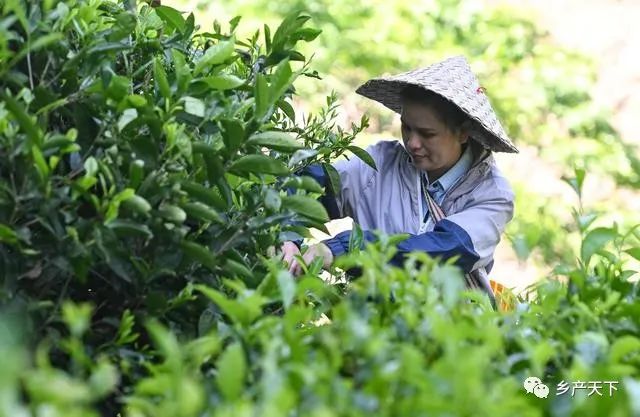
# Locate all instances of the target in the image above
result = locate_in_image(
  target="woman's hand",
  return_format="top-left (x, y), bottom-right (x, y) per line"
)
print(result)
top-left (280, 241), bottom-right (334, 276)
top-left (280, 241), bottom-right (301, 274)
top-left (290, 243), bottom-right (334, 276)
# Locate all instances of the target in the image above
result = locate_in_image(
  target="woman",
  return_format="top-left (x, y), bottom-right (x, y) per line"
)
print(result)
top-left (282, 56), bottom-right (518, 303)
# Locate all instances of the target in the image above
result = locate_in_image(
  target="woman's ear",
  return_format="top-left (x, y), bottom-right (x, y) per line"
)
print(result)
top-left (458, 120), bottom-right (472, 144)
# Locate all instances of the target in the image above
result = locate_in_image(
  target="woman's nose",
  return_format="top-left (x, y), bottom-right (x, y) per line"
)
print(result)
top-left (407, 132), bottom-right (421, 151)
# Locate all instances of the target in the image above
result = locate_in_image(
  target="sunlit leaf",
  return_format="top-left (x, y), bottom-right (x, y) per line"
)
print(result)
top-left (216, 343), bottom-right (246, 401)
top-left (228, 155), bottom-right (289, 177)
top-left (195, 285), bottom-right (263, 326)
top-left (609, 336), bottom-right (640, 364)
top-left (201, 74), bottom-right (244, 90)
top-left (348, 145), bottom-right (377, 171)
top-left (0, 224), bottom-right (18, 245)
top-left (288, 149), bottom-right (318, 167)
top-left (581, 227), bottom-right (617, 265)
top-left (624, 248), bottom-right (640, 261)
top-left (282, 195), bottom-right (329, 222)
top-left (282, 175), bottom-right (323, 193)
top-left (61, 302), bottom-right (93, 338)
top-left (155, 5), bottom-right (185, 33)
top-left (247, 131), bottom-right (304, 152)
top-left (194, 38), bottom-right (235, 75)
top-left (182, 96), bottom-right (205, 118)
top-left (117, 108), bottom-right (138, 131)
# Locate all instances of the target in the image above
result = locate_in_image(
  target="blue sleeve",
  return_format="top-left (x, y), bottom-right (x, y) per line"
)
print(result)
top-left (323, 219), bottom-right (480, 273)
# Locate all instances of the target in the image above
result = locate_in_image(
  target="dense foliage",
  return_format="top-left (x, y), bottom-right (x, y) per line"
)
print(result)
top-left (0, 1), bottom-right (639, 417)
top-left (0, 0), bottom-right (369, 338)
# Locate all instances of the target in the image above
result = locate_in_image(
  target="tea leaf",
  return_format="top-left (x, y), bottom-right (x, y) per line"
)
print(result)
top-left (281, 195), bottom-right (329, 222)
top-left (216, 343), bottom-right (246, 401)
top-left (201, 74), bottom-right (244, 90)
top-left (228, 155), bottom-right (289, 177)
top-left (347, 146), bottom-right (377, 171)
top-left (581, 227), bottom-right (616, 265)
top-left (194, 39), bottom-right (235, 75)
top-left (247, 131), bottom-right (304, 152)
top-left (155, 5), bottom-right (185, 33)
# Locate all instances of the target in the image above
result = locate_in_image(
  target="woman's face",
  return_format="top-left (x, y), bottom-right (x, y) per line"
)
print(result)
top-left (400, 99), bottom-right (468, 179)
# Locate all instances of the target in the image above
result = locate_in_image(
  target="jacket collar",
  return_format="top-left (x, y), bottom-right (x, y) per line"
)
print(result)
top-left (443, 140), bottom-right (494, 204)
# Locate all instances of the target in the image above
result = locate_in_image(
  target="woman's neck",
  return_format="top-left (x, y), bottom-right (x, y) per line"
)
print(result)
top-left (426, 143), bottom-right (467, 181)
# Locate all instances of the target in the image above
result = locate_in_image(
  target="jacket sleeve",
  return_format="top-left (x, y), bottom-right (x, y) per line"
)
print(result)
top-left (323, 184), bottom-right (515, 273)
top-left (298, 142), bottom-right (384, 220)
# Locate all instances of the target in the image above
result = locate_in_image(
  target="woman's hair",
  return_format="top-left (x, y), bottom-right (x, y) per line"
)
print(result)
top-left (400, 85), bottom-right (470, 133)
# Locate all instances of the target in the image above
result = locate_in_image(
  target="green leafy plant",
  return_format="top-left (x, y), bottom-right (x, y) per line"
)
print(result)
top-left (1, 2), bottom-right (639, 417)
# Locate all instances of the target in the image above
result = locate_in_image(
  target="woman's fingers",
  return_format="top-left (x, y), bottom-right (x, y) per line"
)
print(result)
top-left (278, 243), bottom-right (335, 278)
top-left (289, 259), bottom-right (300, 276)
top-left (280, 241), bottom-right (300, 268)
top-left (280, 242), bottom-right (333, 277)
top-left (302, 250), bottom-right (315, 268)
top-left (282, 250), bottom-right (294, 266)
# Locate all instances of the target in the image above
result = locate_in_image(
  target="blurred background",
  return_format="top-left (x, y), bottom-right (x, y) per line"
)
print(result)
top-left (168, 0), bottom-right (640, 292)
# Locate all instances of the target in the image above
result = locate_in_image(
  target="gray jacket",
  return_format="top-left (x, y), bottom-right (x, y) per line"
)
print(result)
top-left (315, 139), bottom-right (515, 277)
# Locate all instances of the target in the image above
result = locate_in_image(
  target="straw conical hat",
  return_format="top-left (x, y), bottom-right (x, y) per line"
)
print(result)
top-left (355, 56), bottom-right (518, 153)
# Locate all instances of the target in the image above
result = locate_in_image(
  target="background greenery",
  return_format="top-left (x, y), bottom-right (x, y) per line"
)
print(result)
top-left (0, 0), bottom-right (639, 416)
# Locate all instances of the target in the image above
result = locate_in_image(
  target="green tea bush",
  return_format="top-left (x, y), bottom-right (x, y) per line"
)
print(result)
top-left (1, 1), bottom-right (639, 417)
top-left (0, 0), bottom-right (367, 412)
top-left (0, 0), bottom-right (369, 338)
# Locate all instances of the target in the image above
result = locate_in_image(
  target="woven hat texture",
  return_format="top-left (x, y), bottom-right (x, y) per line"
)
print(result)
top-left (355, 56), bottom-right (518, 153)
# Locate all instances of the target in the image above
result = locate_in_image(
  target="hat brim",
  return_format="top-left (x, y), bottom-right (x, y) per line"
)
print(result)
top-left (356, 78), bottom-right (519, 154)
